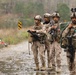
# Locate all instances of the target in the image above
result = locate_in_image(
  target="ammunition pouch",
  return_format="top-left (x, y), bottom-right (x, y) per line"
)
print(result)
top-left (39, 33), bottom-right (47, 44)
top-left (61, 36), bottom-right (72, 48)
top-left (48, 32), bottom-right (60, 43)
top-left (46, 33), bottom-right (53, 44)
top-left (61, 37), bottom-right (68, 48)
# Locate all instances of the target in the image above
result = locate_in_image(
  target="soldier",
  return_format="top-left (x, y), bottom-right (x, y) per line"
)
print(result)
top-left (62, 8), bottom-right (76, 74)
top-left (49, 11), bottom-right (62, 73)
top-left (28, 15), bottom-right (46, 71)
top-left (43, 13), bottom-right (52, 69)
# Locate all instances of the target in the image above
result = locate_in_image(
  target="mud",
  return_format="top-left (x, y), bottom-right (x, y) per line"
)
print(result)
top-left (0, 41), bottom-right (74, 75)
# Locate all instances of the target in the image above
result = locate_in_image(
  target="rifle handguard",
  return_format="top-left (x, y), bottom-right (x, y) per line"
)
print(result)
top-left (27, 30), bottom-right (36, 33)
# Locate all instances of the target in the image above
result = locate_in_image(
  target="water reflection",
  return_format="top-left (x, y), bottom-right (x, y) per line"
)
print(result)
top-left (0, 41), bottom-right (74, 75)
top-left (0, 60), bottom-right (20, 74)
top-left (35, 72), bottom-right (55, 75)
top-left (35, 71), bottom-right (61, 75)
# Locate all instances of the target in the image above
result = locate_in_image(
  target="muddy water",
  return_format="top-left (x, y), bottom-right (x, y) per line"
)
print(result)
top-left (0, 41), bottom-right (71, 75)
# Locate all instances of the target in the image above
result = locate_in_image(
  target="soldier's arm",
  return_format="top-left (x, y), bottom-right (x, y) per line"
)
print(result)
top-left (47, 25), bottom-right (60, 33)
top-left (36, 26), bottom-right (47, 34)
top-left (47, 26), bottom-right (52, 33)
top-left (29, 26), bottom-right (36, 32)
top-left (62, 25), bottom-right (70, 37)
top-left (62, 24), bottom-right (73, 37)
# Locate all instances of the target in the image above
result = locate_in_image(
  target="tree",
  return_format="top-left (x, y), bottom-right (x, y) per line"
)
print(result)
top-left (57, 3), bottom-right (70, 21)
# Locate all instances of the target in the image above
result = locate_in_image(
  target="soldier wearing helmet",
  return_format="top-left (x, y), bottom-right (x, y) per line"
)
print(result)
top-left (49, 11), bottom-right (62, 73)
top-left (28, 15), bottom-right (46, 71)
top-left (52, 11), bottom-right (60, 23)
top-left (43, 13), bottom-right (51, 24)
top-left (62, 8), bottom-right (76, 74)
top-left (42, 13), bottom-right (53, 69)
top-left (70, 12), bottom-right (76, 25)
top-left (34, 15), bottom-right (42, 20)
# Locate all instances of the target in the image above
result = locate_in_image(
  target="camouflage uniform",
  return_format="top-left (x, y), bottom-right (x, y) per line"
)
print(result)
top-left (62, 24), bottom-right (76, 73)
top-left (62, 10), bottom-right (76, 74)
top-left (32, 25), bottom-right (46, 70)
top-left (28, 15), bottom-right (46, 71)
top-left (43, 22), bottom-right (52, 68)
top-left (49, 12), bottom-right (61, 72)
top-left (43, 13), bottom-right (52, 68)
top-left (49, 22), bottom-right (61, 71)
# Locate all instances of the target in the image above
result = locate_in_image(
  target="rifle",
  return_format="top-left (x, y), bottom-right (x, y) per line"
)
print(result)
top-left (49, 26), bottom-right (58, 43)
top-left (66, 35), bottom-right (75, 63)
top-left (27, 30), bottom-right (46, 44)
top-left (27, 30), bottom-right (41, 41)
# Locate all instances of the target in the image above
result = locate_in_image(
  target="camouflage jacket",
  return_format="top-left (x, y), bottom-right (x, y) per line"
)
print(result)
top-left (28, 24), bottom-right (47, 43)
top-left (62, 23), bottom-right (76, 49)
top-left (48, 22), bottom-right (61, 43)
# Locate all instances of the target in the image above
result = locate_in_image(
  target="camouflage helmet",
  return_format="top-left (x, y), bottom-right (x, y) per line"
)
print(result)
top-left (44, 13), bottom-right (51, 18)
top-left (71, 12), bottom-right (76, 18)
top-left (52, 11), bottom-right (60, 18)
top-left (71, 8), bottom-right (76, 18)
top-left (34, 15), bottom-right (42, 21)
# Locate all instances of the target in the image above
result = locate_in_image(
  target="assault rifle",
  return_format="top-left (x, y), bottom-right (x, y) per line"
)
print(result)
top-left (66, 35), bottom-right (75, 63)
top-left (49, 25), bottom-right (59, 42)
top-left (27, 30), bottom-right (41, 41)
top-left (62, 35), bottom-right (75, 52)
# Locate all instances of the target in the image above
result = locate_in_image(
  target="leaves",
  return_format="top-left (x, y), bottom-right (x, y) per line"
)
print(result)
top-left (57, 3), bottom-right (70, 21)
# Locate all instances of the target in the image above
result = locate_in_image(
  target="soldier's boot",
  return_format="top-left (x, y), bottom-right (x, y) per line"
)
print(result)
top-left (49, 64), bottom-right (56, 71)
top-left (56, 68), bottom-right (61, 73)
top-left (34, 63), bottom-right (39, 71)
top-left (40, 62), bottom-right (46, 71)
top-left (46, 63), bottom-right (53, 71)
top-left (48, 62), bottom-right (52, 68)
top-left (56, 67), bottom-right (61, 73)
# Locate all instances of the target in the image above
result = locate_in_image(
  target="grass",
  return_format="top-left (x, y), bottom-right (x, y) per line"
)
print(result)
top-left (0, 28), bottom-right (28, 45)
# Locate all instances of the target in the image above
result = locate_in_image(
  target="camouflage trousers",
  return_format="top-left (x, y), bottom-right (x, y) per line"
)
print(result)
top-left (49, 41), bottom-right (61, 69)
top-left (66, 50), bottom-right (76, 74)
top-left (45, 41), bottom-right (50, 68)
top-left (31, 41), bottom-right (45, 68)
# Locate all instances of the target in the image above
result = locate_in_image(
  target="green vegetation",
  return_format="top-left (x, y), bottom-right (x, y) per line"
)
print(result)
top-left (60, 22), bottom-right (69, 31)
top-left (0, 0), bottom-right (72, 47)
top-left (17, 2), bottom-right (44, 27)
top-left (0, 29), bottom-right (28, 45)
top-left (57, 3), bottom-right (70, 21)
top-left (0, 1), bottom-right (44, 29)
top-left (0, 1), bottom-right (71, 28)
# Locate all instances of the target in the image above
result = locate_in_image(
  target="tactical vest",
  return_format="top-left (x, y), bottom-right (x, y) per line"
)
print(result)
top-left (43, 22), bottom-right (51, 42)
top-left (71, 26), bottom-right (76, 49)
top-left (28, 25), bottom-right (42, 43)
top-left (61, 25), bottom-right (76, 49)
top-left (49, 23), bottom-right (60, 43)
top-left (33, 25), bottom-right (47, 44)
